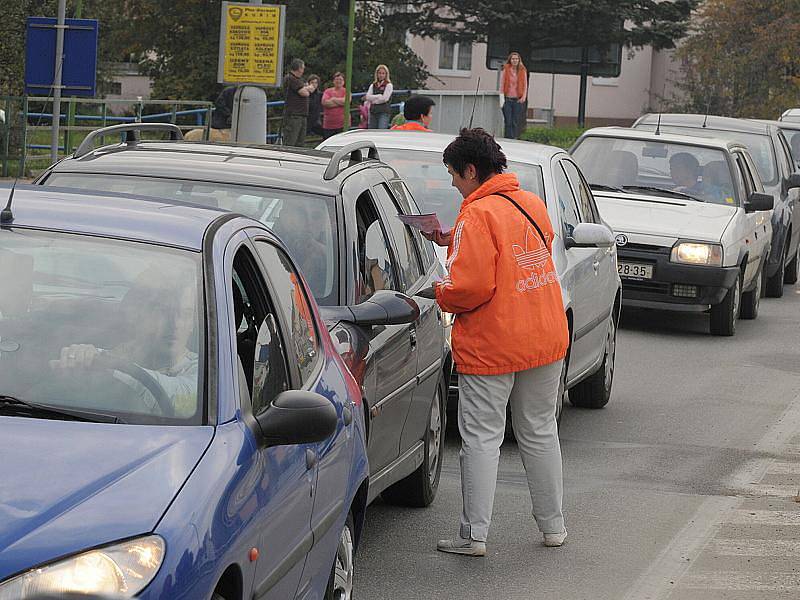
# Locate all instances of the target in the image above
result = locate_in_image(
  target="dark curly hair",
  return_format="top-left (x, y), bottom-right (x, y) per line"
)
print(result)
top-left (442, 128), bottom-right (507, 182)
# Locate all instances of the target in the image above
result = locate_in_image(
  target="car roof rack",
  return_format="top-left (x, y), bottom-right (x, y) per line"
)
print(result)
top-left (323, 141), bottom-right (380, 181)
top-left (74, 123), bottom-right (184, 159)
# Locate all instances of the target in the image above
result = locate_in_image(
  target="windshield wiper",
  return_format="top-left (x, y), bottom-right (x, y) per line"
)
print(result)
top-left (0, 395), bottom-right (124, 424)
top-left (622, 185), bottom-right (705, 202)
top-left (589, 183), bottom-right (624, 192)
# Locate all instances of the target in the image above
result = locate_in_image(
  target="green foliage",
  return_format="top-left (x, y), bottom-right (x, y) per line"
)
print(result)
top-left (384, 1), bottom-right (697, 53)
top-left (669, 0), bottom-right (800, 119)
top-left (519, 126), bottom-right (586, 149)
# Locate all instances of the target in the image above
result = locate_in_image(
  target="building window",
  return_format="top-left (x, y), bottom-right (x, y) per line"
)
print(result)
top-left (438, 40), bottom-right (472, 73)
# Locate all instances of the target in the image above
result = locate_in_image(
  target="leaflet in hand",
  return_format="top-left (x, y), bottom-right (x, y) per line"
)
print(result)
top-left (397, 213), bottom-right (442, 234)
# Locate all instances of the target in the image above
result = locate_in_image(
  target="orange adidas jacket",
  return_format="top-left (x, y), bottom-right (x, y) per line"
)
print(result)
top-left (435, 173), bottom-right (568, 376)
top-left (390, 121), bottom-right (430, 131)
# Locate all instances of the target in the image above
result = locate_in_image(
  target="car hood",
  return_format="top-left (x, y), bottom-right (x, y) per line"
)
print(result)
top-left (0, 417), bottom-right (213, 580)
top-left (593, 192), bottom-right (736, 242)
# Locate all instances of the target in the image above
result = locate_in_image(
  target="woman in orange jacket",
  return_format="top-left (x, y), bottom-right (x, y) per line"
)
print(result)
top-left (422, 128), bottom-right (568, 556)
top-left (499, 52), bottom-right (528, 139)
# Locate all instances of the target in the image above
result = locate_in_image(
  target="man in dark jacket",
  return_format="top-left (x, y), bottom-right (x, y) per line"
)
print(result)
top-left (282, 58), bottom-right (317, 147)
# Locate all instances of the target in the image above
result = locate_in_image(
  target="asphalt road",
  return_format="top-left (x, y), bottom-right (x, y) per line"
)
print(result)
top-left (354, 287), bottom-right (800, 599)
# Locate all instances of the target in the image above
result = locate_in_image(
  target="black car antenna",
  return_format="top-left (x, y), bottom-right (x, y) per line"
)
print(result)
top-left (0, 179), bottom-right (16, 224)
top-left (467, 76), bottom-right (481, 129)
top-left (655, 112), bottom-right (662, 135)
top-left (702, 103), bottom-right (710, 128)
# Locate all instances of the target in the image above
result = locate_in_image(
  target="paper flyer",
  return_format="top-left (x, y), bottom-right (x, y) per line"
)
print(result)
top-left (397, 213), bottom-right (443, 235)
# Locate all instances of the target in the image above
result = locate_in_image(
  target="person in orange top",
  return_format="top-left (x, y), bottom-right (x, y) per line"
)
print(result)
top-left (499, 51), bottom-right (528, 139)
top-left (420, 128), bottom-right (569, 556)
top-left (391, 95), bottom-right (436, 131)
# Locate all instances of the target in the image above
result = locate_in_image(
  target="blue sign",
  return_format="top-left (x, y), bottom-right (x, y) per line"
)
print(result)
top-left (25, 17), bottom-right (98, 97)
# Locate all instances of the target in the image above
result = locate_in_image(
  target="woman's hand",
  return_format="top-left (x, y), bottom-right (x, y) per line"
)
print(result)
top-left (50, 344), bottom-right (102, 371)
top-left (422, 229), bottom-right (452, 247)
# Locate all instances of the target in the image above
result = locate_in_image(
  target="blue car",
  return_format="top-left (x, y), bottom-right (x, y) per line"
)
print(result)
top-left (0, 185), bottom-right (378, 599)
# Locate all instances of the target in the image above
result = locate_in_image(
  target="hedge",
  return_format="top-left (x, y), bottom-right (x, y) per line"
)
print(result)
top-left (519, 126), bottom-right (586, 149)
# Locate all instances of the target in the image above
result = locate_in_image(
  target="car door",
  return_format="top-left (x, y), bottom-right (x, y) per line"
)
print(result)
top-left (776, 131), bottom-right (800, 257)
top-left (350, 185), bottom-right (418, 475)
top-left (250, 237), bottom-right (351, 598)
top-left (372, 178), bottom-right (442, 455)
top-left (733, 151), bottom-right (769, 285)
top-left (227, 242), bottom-right (313, 600)
top-left (553, 158), bottom-right (604, 379)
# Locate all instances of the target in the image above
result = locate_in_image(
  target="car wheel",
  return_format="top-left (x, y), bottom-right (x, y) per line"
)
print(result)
top-left (766, 245), bottom-right (786, 297)
top-left (381, 377), bottom-right (445, 507)
top-left (740, 266), bottom-right (762, 320)
top-left (710, 271), bottom-right (740, 336)
top-left (569, 315), bottom-right (616, 409)
top-left (785, 244), bottom-right (799, 285)
top-left (324, 512), bottom-right (355, 600)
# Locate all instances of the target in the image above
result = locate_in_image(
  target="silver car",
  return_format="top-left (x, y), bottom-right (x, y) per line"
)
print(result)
top-left (319, 130), bottom-right (622, 417)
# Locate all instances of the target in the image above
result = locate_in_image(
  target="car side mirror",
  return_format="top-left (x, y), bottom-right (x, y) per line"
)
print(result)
top-left (348, 290), bottom-right (420, 326)
top-left (565, 223), bottom-right (616, 249)
top-left (255, 390), bottom-right (337, 447)
top-left (786, 173), bottom-right (800, 190)
top-left (745, 192), bottom-right (774, 213)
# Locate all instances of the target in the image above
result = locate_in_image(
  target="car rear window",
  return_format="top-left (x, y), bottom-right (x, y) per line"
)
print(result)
top-left (42, 174), bottom-right (339, 305)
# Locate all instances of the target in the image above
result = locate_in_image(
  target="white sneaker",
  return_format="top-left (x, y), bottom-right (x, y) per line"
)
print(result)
top-left (437, 537), bottom-right (487, 556)
top-left (543, 530), bottom-right (567, 547)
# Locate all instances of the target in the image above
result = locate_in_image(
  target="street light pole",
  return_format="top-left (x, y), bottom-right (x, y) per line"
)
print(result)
top-left (343, 0), bottom-right (356, 129)
top-left (51, 0), bottom-right (67, 163)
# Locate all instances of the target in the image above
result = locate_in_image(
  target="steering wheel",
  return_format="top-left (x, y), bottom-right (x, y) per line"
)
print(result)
top-left (95, 354), bottom-right (175, 417)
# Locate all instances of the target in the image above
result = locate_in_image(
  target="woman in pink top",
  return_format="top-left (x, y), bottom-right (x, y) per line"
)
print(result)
top-left (322, 72), bottom-right (348, 139)
top-left (499, 52), bottom-right (528, 139)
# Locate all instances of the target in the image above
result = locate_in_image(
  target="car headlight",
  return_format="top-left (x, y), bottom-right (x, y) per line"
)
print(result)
top-left (0, 535), bottom-right (164, 598)
top-left (670, 242), bottom-right (723, 266)
top-left (442, 311), bottom-right (454, 329)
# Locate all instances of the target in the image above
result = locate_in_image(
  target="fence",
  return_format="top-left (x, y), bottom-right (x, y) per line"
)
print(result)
top-left (2, 89), bottom-right (424, 176)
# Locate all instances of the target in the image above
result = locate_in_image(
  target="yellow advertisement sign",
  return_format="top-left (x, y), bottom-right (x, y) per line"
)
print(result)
top-left (218, 2), bottom-right (285, 86)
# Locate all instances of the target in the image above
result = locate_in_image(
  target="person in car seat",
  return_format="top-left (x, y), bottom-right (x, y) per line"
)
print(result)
top-left (670, 152), bottom-right (704, 196)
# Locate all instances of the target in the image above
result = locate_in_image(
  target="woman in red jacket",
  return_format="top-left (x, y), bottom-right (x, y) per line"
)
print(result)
top-left (499, 52), bottom-right (528, 139)
top-left (423, 128), bottom-right (569, 556)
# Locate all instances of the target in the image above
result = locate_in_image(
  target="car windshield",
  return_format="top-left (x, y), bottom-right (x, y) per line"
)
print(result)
top-left (635, 124), bottom-right (777, 186)
top-left (0, 229), bottom-right (203, 425)
top-left (572, 137), bottom-right (738, 206)
top-left (371, 149), bottom-right (546, 230)
top-left (43, 174), bottom-right (339, 305)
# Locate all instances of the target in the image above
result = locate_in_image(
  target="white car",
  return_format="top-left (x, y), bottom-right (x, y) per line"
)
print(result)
top-left (571, 127), bottom-right (774, 336)
top-left (320, 130), bottom-right (622, 415)
top-left (780, 108), bottom-right (800, 123)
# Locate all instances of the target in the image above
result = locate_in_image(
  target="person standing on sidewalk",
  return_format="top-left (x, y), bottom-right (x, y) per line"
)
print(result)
top-left (321, 72), bottom-right (347, 139)
top-left (365, 64), bottom-right (393, 129)
top-left (282, 58), bottom-right (317, 146)
top-left (499, 52), bottom-right (528, 139)
top-left (421, 128), bottom-right (569, 556)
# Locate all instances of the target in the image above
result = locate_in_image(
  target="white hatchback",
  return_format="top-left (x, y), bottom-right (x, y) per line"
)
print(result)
top-left (571, 127), bottom-right (774, 336)
top-left (320, 130), bottom-right (622, 414)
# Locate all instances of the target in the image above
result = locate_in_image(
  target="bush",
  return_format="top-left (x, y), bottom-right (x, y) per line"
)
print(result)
top-left (520, 126), bottom-right (586, 149)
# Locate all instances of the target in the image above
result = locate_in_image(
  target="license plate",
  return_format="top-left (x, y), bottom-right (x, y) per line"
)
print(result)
top-left (618, 262), bottom-right (653, 279)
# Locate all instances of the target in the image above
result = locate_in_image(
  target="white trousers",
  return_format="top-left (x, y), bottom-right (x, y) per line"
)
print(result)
top-left (458, 360), bottom-right (565, 542)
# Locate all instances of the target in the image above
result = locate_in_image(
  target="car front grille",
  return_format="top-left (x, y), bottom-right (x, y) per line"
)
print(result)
top-left (623, 279), bottom-right (671, 295)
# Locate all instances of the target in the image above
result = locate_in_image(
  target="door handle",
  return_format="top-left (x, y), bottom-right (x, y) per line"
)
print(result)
top-left (305, 449), bottom-right (317, 470)
top-left (409, 328), bottom-right (417, 349)
top-left (592, 260), bottom-right (600, 271)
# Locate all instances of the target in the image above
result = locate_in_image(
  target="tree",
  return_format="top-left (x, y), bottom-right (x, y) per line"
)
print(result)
top-left (382, 0), bottom-right (698, 54)
top-left (670, 0), bottom-right (800, 118)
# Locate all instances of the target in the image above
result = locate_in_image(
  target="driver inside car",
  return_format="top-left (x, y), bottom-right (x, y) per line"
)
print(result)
top-left (669, 152), bottom-right (704, 196)
top-left (49, 267), bottom-right (199, 418)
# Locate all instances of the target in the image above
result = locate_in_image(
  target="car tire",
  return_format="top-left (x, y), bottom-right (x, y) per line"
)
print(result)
top-left (324, 512), bottom-right (355, 600)
top-left (710, 272), bottom-right (740, 336)
top-left (766, 245), bottom-right (786, 298)
top-left (785, 244), bottom-right (799, 285)
top-left (740, 265), bottom-right (762, 320)
top-left (381, 377), bottom-right (445, 508)
top-left (569, 315), bottom-right (616, 409)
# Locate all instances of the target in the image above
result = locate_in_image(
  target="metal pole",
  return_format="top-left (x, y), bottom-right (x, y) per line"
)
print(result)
top-left (577, 46), bottom-right (589, 128)
top-left (549, 71), bottom-right (555, 128)
top-left (50, 0), bottom-right (67, 163)
top-left (343, 0), bottom-right (356, 129)
top-left (65, 0), bottom-right (83, 156)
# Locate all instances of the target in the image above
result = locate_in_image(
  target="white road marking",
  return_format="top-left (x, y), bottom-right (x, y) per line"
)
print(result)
top-left (680, 571), bottom-right (800, 591)
top-left (709, 538), bottom-right (800, 557)
top-left (767, 460), bottom-right (800, 474)
top-left (726, 509), bottom-right (800, 526)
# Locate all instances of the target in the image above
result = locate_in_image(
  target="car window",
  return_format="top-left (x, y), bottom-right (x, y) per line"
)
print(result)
top-left (572, 136), bottom-right (738, 206)
top-left (0, 229), bottom-right (203, 425)
top-left (232, 247), bottom-right (291, 414)
top-left (781, 129), bottom-right (800, 167)
top-left (371, 148), bottom-right (545, 230)
top-left (730, 153), bottom-right (750, 202)
top-left (734, 152), bottom-right (757, 198)
top-left (253, 241), bottom-right (320, 385)
top-left (41, 173), bottom-right (339, 305)
top-left (554, 161), bottom-right (580, 236)
top-left (561, 159), bottom-right (599, 223)
top-left (389, 179), bottom-right (439, 269)
top-left (356, 191), bottom-right (399, 303)
top-left (740, 152), bottom-right (765, 193)
top-left (777, 132), bottom-right (795, 175)
top-left (372, 183), bottom-right (424, 287)
top-left (633, 124), bottom-right (778, 186)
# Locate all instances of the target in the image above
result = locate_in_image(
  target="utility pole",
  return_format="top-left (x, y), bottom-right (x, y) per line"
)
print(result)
top-left (577, 46), bottom-right (589, 128)
top-left (65, 0), bottom-right (83, 156)
top-left (343, 0), bottom-right (356, 129)
top-left (232, 0), bottom-right (268, 143)
top-left (51, 0), bottom-right (67, 163)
